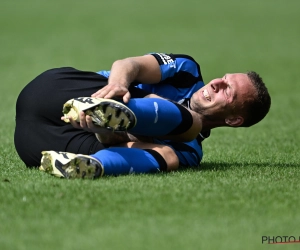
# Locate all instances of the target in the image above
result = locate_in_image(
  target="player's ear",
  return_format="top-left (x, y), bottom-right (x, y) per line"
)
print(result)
top-left (225, 116), bottom-right (244, 127)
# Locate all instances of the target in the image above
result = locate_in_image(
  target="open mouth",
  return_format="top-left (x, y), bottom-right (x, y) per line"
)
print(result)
top-left (203, 89), bottom-right (211, 101)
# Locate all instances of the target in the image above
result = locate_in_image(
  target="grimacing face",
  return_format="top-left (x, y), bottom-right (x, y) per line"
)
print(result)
top-left (190, 73), bottom-right (257, 125)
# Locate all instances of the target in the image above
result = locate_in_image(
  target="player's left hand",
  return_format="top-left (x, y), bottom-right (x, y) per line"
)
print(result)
top-left (61, 111), bottom-right (108, 133)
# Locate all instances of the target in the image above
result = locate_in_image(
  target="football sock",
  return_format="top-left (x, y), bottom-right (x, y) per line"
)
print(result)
top-left (126, 98), bottom-right (193, 136)
top-left (91, 147), bottom-right (167, 175)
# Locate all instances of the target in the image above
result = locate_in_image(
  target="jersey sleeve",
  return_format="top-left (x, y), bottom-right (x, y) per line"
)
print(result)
top-left (149, 53), bottom-right (204, 88)
top-left (96, 70), bottom-right (110, 78)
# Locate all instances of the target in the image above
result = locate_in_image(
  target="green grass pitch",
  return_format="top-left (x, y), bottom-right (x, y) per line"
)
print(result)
top-left (0, 0), bottom-right (299, 249)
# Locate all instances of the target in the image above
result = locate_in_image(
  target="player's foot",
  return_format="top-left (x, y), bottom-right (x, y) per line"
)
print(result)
top-left (39, 151), bottom-right (104, 179)
top-left (62, 97), bottom-right (136, 131)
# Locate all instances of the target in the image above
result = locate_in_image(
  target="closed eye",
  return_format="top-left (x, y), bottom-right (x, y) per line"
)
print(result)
top-left (226, 84), bottom-right (230, 96)
top-left (223, 83), bottom-right (231, 101)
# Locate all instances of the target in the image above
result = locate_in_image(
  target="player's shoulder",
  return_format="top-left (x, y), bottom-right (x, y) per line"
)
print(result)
top-left (149, 52), bottom-right (198, 65)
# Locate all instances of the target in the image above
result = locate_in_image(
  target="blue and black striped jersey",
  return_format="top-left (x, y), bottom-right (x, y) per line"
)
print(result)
top-left (97, 53), bottom-right (207, 167)
top-left (97, 53), bottom-right (205, 102)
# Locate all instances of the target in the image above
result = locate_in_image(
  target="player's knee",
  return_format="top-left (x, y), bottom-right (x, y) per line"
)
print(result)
top-left (144, 147), bottom-right (179, 172)
top-left (163, 147), bottom-right (180, 171)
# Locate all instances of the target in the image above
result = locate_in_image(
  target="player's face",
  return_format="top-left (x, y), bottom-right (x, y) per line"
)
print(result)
top-left (191, 73), bottom-right (256, 120)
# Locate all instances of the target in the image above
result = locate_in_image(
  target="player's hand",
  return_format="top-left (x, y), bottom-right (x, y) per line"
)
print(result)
top-left (61, 111), bottom-right (107, 134)
top-left (91, 84), bottom-right (131, 103)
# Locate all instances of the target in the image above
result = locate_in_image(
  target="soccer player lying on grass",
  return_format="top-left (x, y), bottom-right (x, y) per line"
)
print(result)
top-left (14, 53), bottom-right (271, 179)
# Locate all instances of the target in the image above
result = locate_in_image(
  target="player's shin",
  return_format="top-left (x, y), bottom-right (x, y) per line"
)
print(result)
top-left (91, 147), bottom-right (167, 175)
top-left (126, 98), bottom-right (193, 137)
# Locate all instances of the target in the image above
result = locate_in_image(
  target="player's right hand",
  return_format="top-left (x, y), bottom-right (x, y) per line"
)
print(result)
top-left (91, 84), bottom-right (131, 103)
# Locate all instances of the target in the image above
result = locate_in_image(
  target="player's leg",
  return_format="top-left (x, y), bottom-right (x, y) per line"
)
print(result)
top-left (63, 97), bottom-right (200, 141)
top-left (38, 137), bottom-right (204, 179)
top-left (39, 142), bottom-right (179, 179)
top-left (14, 67), bottom-right (108, 167)
top-left (152, 137), bottom-right (204, 167)
top-left (125, 98), bottom-right (200, 141)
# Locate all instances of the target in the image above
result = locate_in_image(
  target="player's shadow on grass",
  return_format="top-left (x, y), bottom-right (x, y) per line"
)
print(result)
top-left (193, 161), bottom-right (299, 172)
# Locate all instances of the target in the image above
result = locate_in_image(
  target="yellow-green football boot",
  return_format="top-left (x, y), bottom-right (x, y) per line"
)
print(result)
top-left (62, 97), bottom-right (136, 131)
top-left (39, 151), bottom-right (104, 179)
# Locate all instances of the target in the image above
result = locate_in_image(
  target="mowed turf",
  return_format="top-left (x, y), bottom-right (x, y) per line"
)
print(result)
top-left (0, 1), bottom-right (299, 249)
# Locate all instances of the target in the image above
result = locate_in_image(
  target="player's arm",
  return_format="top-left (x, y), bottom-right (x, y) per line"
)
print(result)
top-left (96, 131), bottom-right (153, 145)
top-left (64, 111), bottom-right (153, 145)
top-left (92, 55), bottom-right (161, 103)
top-left (92, 53), bottom-right (202, 102)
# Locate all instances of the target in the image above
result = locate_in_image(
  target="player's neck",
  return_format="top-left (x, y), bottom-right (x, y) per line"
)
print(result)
top-left (200, 115), bottom-right (228, 131)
